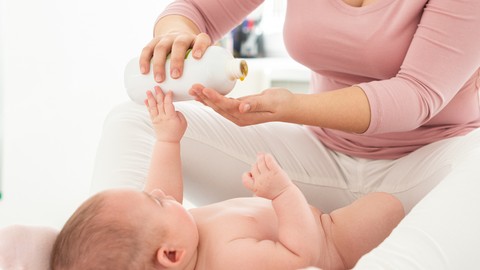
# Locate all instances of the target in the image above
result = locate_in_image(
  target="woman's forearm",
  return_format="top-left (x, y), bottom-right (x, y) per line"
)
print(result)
top-left (154, 15), bottom-right (200, 37)
top-left (286, 86), bottom-right (371, 134)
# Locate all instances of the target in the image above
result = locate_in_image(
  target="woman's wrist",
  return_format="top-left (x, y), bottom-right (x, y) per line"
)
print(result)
top-left (155, 139), bottom-right (182, 146)
top-left (154, 15), bottom-right (200, 37)
top-left (276, 92), bottom-right (307, 124)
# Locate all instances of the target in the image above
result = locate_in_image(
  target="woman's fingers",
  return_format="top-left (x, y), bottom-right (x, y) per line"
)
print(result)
top-left (191, 33), bottom-right (212, 58)
top-left (139, 37), bottom-right (160, 74)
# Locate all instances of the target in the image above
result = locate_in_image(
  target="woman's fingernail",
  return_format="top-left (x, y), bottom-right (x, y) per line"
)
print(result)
top-left (140, 66), bottom-right (146, 73)
top-left (243, 103), bottom-right (251, 112)
top-left (193, 50), bottom-right (202, 58)
top-left (155, 73), bottom-right (163, 82)
top-left (171, 69), bottom-right (180, 78)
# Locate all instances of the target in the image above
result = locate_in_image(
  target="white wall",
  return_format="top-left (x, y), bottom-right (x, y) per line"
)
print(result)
top-left (0, 0), bottom-right (172, 228)
top-left (0, 0), bottom-right (5, 209)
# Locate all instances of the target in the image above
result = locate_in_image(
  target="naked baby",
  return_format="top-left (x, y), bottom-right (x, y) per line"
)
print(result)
top-left (50, 87), bottom-right (404, 270)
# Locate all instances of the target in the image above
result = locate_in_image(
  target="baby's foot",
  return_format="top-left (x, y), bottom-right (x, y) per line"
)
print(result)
top-left (242, 153), bottom-right (292, 199)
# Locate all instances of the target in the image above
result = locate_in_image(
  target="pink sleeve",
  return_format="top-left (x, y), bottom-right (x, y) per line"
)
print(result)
top-left (358, 0), bottom-right (480, 135)
top-left (157, 0), bottom-right (264, 42)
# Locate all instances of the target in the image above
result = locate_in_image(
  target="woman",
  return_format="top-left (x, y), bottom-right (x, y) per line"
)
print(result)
top-left (91, 0), bottom-right (480, 267)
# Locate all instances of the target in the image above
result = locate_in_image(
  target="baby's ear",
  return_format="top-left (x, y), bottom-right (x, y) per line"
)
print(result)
top-left (156, 246), bottom-right (186, 268)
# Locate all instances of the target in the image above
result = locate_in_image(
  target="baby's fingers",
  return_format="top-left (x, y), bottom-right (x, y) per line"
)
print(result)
top-left (145, 90), bottom-right (158, 117)
top-left (154, 86), bottom-right (166, 113)
top-left (256, 153), bottom-right (268, 173)
top-left (164, 91), bottom-right (176, 117)
top-left (242, 172), bottom-right (255, 192)
top-left (176, 111), bottom-right (187, 126)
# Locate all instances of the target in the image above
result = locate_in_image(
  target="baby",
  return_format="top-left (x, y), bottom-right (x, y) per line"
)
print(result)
top-left (50, 87), bottom-right (404, 270)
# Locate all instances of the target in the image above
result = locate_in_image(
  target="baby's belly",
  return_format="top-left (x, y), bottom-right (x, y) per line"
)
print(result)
top-left (191, 197), bottom-right (326, 269)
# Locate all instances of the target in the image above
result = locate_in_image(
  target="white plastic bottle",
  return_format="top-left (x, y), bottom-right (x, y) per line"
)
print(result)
top-left (124, 46), bottom-right (248, 104)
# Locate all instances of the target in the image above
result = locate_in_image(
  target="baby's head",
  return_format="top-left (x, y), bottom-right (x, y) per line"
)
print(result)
top-left (50, 188), bottom-right (199, 270)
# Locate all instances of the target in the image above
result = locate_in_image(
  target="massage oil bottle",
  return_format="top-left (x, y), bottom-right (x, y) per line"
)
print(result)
top-left (124, 46), bottom-right (248, 104)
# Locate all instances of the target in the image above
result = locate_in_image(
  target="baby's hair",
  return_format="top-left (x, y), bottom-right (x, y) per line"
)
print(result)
top-left (50, 191), bottom-right (160, 270)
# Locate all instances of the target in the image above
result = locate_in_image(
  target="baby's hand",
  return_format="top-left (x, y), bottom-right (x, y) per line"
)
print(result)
top-left (145, 86), bottom-right (187, 143)
top-left (242, 153), bottom-right (292, 200)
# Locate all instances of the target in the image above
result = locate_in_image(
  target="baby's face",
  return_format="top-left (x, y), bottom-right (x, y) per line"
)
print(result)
top-left (141, 189), bottom-right (199, 263)
top-left (120, 189), bottom-right (199, 255)
top-left (104, 189), bottom-right (196, 228)
top-left (97, 189), bottom-right (200, 267)
top-left (145, 189), bottom-right (198, 236)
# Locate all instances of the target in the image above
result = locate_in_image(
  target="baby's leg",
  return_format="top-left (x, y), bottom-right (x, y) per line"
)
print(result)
top-left (242, 153), bottom-right (293, 200)
top-left (327, 193), bottom-right (404, 269)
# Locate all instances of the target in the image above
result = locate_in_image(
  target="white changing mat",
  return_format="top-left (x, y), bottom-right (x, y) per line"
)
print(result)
top-left (0, 225), bottom-right (58, 270)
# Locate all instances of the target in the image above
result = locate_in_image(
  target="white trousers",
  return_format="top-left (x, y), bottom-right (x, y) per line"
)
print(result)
top-left (91, 101), bottom-right (480, 211)
top-left (91, 101), bottom-right (480, 268)
top-left (354, 148), bottom-right (480, 269)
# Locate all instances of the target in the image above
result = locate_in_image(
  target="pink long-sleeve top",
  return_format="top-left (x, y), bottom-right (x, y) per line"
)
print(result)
top-left (159, 0), bottom-right (480, 159)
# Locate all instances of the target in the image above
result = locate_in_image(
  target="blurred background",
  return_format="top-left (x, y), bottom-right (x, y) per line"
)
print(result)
top-left (0, 0), bottom-right (308, 229)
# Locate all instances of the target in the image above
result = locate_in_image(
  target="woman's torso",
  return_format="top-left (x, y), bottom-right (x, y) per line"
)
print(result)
top-left (283, 0), bottom-right (480, 159)
top-left (161, 0), bottom-right (480, 159)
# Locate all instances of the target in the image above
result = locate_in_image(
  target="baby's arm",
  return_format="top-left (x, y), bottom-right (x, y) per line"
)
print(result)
top-left (242, 153), bottom-right (321, 264)
top-left (143, 87), bottom-right (187, 202)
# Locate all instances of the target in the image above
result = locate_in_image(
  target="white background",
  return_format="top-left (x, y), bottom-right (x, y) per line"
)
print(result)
top-left (0, 0), bottom-right (296, 230)
top-left (0, 0), bottom-right (172, 228)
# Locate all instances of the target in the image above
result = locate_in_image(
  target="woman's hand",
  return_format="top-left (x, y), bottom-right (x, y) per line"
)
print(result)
top-left (189, 84), bottom-right (295, 126)
top-left (139, 15), bottom-right (212, 83)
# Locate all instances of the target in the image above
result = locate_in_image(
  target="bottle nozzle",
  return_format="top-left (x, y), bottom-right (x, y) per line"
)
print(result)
top-left (228, 59), bottom-right (248, 81)
top-left (239, 60), bottom-right (248, 81)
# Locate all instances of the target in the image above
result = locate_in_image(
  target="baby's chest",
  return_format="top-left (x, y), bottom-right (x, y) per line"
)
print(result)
top-left (194, 208), bottom-right (279, 269)
top-left (194, 198), bottom-right (279, 240)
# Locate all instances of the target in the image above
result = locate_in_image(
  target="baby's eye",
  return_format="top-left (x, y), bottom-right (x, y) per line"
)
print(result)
top-left (155, 197), bottom-right (164, 206)
top-left (149, 195), bottom-right (163, 206)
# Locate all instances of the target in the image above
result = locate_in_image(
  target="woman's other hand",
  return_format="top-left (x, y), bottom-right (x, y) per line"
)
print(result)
top-left (189, 84), bottom-right (295, 126)
top-left (139, 15), bottom-right (212, 84)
